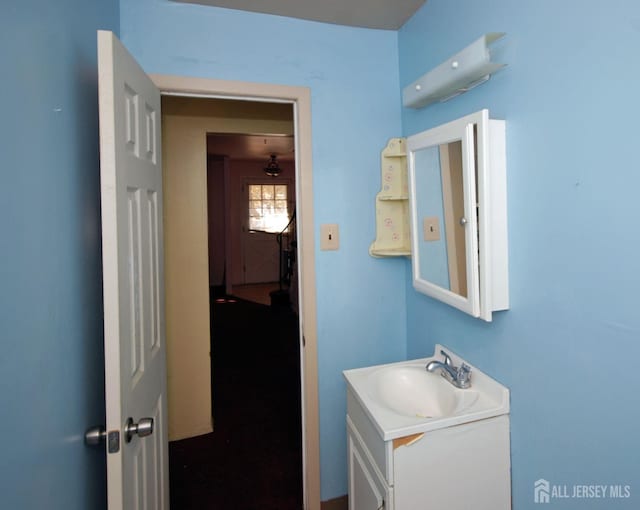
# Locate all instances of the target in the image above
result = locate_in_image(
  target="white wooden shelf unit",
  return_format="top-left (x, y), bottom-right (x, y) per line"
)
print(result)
top-left (369, 138), bottom-right (411, 258)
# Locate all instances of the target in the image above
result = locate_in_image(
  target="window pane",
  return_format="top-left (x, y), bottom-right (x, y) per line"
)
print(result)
top-left (250, 217), bottom-right (264, 231)
top-left (249, 185), bottom-right (262, 200)
top-left (249, 200), bottom-right (262, 217)
top-left (262, 185), bottom-right (275, 200)
top-left (275, 185), bottom-right (287, 199)
top-left (262, 201), bottom-right (275, 216)
top-left (275, 200), bottom-right (287, 214)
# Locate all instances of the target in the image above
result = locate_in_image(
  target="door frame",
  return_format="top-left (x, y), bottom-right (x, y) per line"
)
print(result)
top-left (151, 73), bottom-right (320, 510)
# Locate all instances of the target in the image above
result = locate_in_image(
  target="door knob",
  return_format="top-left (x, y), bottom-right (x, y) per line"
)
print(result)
top-left (85, 425), bottom-right (106, 446)
top-left (125, 417), bottom-right (154, 443)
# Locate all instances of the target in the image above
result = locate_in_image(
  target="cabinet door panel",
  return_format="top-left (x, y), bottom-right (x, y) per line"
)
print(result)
top-left (347, 392), bottom-right (394, 484)
top-left (348, 422), bottom-right (393, 510)
top-left (394, 416), bottom-right (510, 510)
top-left (351, 446), bottom-right (384, 509)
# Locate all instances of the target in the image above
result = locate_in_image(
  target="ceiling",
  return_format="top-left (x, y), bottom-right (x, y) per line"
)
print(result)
top-left (207, 133), bottom-right (295, 161)
top-left (174, 0), bottom-right (427, 30)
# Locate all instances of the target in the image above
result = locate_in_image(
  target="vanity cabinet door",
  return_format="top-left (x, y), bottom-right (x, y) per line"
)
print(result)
top-left (348, 422), bottom-right (393, 510)
top-left (392, 416), bottom-right (511, 510)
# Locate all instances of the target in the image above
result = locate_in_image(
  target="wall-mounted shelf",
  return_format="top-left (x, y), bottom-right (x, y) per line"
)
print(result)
top-left (369, 138), bottom-right (411, 258)
top-left (403, 33), bottom-right (506, 109)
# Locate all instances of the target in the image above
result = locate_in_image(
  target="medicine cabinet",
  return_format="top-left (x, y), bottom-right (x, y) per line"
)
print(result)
top-left (407, 110), bottom-right (508, 321)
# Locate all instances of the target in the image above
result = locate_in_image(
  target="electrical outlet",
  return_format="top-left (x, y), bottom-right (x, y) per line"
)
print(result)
top-left (423, 217), bottom-right (440, 241)
top-left (320, 224), bottom-right (340, 250)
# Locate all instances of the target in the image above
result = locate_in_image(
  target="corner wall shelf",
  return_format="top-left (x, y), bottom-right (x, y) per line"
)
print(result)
top-left (369, 138), bottom-right (411, 258)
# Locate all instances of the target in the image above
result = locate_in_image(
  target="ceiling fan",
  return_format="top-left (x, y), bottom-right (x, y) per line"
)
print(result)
top-left (263, 154), bottom-right (282, 177)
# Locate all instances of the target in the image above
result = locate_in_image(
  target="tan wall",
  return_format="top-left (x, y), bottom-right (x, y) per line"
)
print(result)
top-left (162, 96), bottom-right (294, 441)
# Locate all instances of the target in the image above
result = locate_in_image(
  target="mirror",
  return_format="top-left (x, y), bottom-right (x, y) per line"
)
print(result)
top-left (407, 110), bottom-right (509, 321)
top-left (414, 140), bottom-right (468, 296)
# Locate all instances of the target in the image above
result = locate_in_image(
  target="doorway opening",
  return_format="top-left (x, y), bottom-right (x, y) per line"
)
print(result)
top-left (159, 93), bottom-right (308, 508)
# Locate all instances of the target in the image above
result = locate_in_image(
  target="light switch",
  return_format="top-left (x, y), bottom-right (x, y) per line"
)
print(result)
top-left (320, 224), bottom-right (340, 250)
top-left (423, 217), bottom-right (441, 241)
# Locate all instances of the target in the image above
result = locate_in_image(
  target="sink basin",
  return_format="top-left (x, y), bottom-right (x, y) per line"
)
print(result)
top-left (343, 345), bottom-right (510, 440)
top-left (367, 365), bottom-right (478, 418)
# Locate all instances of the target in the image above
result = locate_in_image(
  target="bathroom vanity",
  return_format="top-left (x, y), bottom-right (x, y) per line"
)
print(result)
top-left (344, 346), bottom-right (511, 510)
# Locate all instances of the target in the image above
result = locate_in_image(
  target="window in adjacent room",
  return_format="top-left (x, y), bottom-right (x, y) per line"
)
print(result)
top-left (248, 183), bottom-right (290, 233)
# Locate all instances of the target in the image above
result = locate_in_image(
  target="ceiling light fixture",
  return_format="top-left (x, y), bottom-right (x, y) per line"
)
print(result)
top-left (263, 154), bottom-right (282, 177)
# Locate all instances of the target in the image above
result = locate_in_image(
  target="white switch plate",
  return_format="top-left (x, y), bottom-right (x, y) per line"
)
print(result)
top-left (320, 224), bottom-right (340, 250)
top-left (423, 217), bottom-right (441, 241)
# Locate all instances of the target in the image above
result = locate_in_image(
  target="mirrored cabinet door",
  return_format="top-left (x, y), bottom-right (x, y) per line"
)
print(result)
top-left (407, 110), bottom-right (508, 321)
top-left (409, 120), bottom-right (480, 317)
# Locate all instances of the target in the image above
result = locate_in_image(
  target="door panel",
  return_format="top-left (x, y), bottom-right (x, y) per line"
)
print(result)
top-left (243, 231), bottom-right (281, 283)
top-left (98, 29), bottom-right (169, 510)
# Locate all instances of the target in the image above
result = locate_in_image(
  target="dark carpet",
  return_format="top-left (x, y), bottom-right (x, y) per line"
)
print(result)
top-left (169, 291), bottom-right (303, 509)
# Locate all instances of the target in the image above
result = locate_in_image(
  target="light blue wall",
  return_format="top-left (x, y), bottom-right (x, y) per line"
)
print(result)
top-left (119, 0), bottom-right (405, 499)
top-left (400, 1), bottom-right (640, 508)
top-left (0, 1), bottom-right (119, 508)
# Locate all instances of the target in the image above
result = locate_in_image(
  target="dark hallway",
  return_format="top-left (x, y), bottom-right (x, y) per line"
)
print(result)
top-left (168, 291), bottom-right (303, 509)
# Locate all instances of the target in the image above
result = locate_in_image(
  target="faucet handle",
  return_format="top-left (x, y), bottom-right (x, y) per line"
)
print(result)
top-left (457, 363), bottom-right (472, 387)
top-left (440, 350), bottom-right (453, 366)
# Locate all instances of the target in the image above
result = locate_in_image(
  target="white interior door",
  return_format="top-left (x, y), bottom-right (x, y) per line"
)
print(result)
top-left (98, 30), bottom-right (169, 509)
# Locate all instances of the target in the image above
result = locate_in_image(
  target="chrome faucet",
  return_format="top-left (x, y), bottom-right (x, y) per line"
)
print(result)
top-left (426, 350), bottom-right (472, 389)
